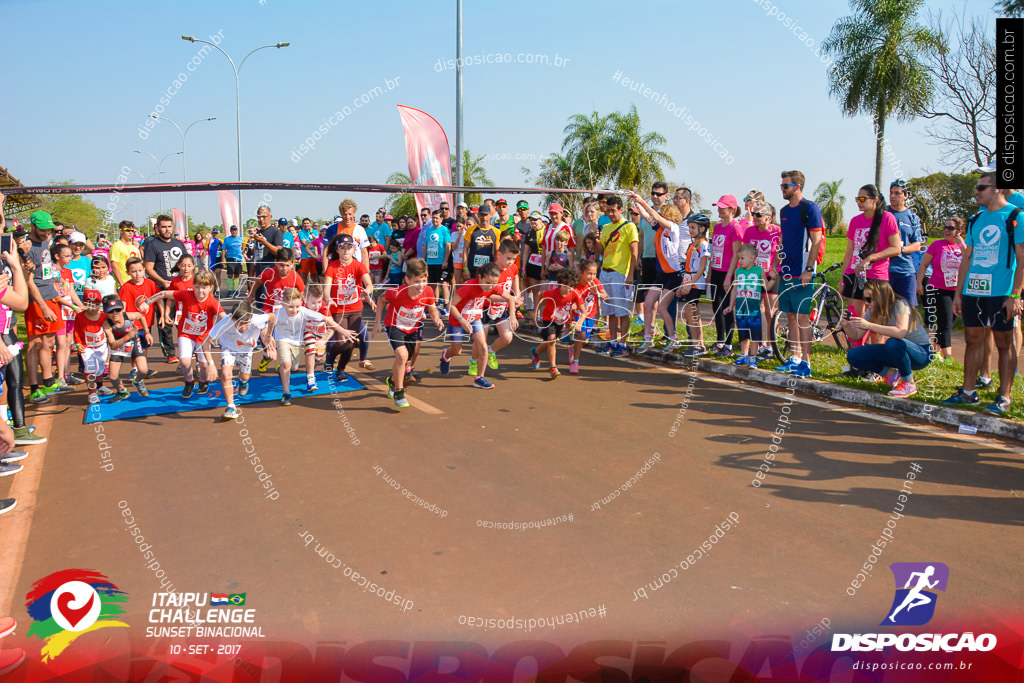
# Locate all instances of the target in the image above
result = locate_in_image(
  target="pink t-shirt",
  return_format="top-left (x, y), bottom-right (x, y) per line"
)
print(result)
top-left (738, 217), bottom-right (753, 231)
top-left (743, 224), bottom-right (782, 274)
top-left (710, 220), bottom-right (744, 272)
top-left (925, 239), bottom-right (963, 291)
top-left (845, 212), bottom-right (899, 280)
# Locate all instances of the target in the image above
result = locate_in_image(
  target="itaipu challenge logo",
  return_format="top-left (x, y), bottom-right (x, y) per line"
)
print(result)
top-left (24, 569), bottom-right (129, 661)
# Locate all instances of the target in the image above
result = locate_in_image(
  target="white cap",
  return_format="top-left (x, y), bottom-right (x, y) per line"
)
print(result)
top-left (457, 202), bottom-right (469, 209)
top-left (69, 231), bottom-right (88, 244)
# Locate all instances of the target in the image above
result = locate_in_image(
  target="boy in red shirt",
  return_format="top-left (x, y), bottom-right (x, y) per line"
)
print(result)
top-left (140, 269), bottom-right (226, 398)
top-left (250, 249), bottom-right (304, 313)
top-left (439, 261), bottom-right (514, 390)
top-left (53, 242), bottom-right (84, 386)
top-left (366, 235), bottom-right (387, 285)
top-left (532, 266), bottom-right (584, 378)
top-left (323, 234), bottom-right (374, 379)
top-left (372, 258), bottom-right (443, 408)
top-left (118, 257), bottom-right (158, 365)
top-left (477, 239), bottom-right (522, 375)
top-left (73, 289), bottom-right (109, 401)
top-left (569, 259), bottom-right (608, 375)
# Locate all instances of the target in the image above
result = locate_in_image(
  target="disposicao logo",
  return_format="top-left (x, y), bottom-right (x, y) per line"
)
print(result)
top-left (25, 569), bottom-right (129, 661)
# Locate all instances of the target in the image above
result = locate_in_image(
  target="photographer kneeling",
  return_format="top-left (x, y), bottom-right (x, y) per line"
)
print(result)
top-left (840, 280), bottom-right (932, 398)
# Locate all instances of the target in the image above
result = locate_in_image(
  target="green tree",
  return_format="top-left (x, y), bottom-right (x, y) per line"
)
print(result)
top-left (604, 105), bottom-right (674, 191)
top-left (40, 180), bottom-right (108, 237)
top-left (561, 111), bottom-right (612, 189)
top-left (822, 0), bottom-right (944, 189)
top-left (451, 150), bottom-right (492, 207)
top-left (906, 170), bottom-right (980, 236)
top-left (385, 171), bottom-right (418, 219)
top-left (813, 180), bottom-right (846, 235)
top-left (996, 0), bottom-right (1024, 16)
top-left (531, 153), bottom-right (585, 217)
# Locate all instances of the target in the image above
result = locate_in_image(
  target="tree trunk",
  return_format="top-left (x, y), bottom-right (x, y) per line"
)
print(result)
top-left (874, 114), bottom-right (885, 190)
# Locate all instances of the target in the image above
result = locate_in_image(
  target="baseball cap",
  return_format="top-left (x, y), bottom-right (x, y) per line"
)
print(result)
top-left (336, 233), bottom-right (355, 246)
top-left (12, 229), bottom-right (26, 239)
top-left (103, 295), bottom-right (125, 314)
top-left (457, 202), bottom-right (469, 209)
top-left (516, 200), bottom-right (529, 210)
top-left (277, 218), bottom-right (289, 226)
top-left (549, 203), bottom-right (563, 213)
top-left (712, 194), bottom-right (739, 209)
top-left (83, 289), bottom-right (102, 305)
top-left (212, 228), bottom-right (220, 234)
top-left (384, 214), bottom-right (393, 220)
top-left (495, 198), bottom-right (508, 207)
top-left (477, 204), bottom-right (492, 215)
top-left (69, 231), bottom-right (87, 244)
top-left (541, 216), bottom-right (551, 224)
top-left (30, 211), bottom-right (57, 231)
top-left (687, 214), bottom-right (712, 227)
top-left (529, 211), bottom-right (543, 220)
top-left (291, 219), bottom-right (299, 226)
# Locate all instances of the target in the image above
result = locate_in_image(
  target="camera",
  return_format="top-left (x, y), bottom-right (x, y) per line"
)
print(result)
top-left (843, 310), bottom-right (852, 321)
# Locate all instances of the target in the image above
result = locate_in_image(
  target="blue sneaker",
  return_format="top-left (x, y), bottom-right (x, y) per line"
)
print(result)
top-left (748, 356), bottom-right (758, 368)
top-left (791, 361), bottom-right (812, 378)
top-left (943, 388), bottom-right (979, 405)
top-left (985, 396), bottom-right (1011, 416)
top-left (530, 347), bottom-right (541, 369)
top-left (732, 355), bottom-right (749, 366)
top-left (609, 343), bottom-right (627, 358)
top-left (440, 351), bottom-right (451, 376)
top-left (473, 377), bottom-right (495, 390)
top-left (774, 357), bottom-right (799, 373)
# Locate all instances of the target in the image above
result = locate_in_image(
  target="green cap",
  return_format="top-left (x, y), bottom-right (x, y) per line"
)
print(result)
top-left (30, 211), bottom-right (57, 231)
top-left (516, 200), bottom-right (529, 210)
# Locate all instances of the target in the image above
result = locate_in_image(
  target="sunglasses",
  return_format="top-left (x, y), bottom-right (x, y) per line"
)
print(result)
top-left (855, 197), bottom-right (871, 203)
top-left (752, 211), bottom-right (770, 218)
top-left (890, 180), bottom-right (907, 188)
top-left (944, 224), bottom-right (956, 229)
top-left (744, 197), bottom-right (752, 203)
top-left (651, 191), bottom-right (667, 197)
top-left (976, 184), bottom-right (992, 191)
top-left (780, 183), bottom-right (800, 188)
top-left (863, 297), bottom-right (872, 304)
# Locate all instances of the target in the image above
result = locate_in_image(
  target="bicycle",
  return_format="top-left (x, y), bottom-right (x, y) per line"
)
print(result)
top-left (769, 262), bottom-right (849, 363)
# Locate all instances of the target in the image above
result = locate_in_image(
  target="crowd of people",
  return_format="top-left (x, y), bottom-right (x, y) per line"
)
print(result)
top-left (0, 170), bottom-right (1019, 502)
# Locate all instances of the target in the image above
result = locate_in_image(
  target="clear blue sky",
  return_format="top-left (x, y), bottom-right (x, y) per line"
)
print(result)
top-left (0, 0), bottom-right (996, 229)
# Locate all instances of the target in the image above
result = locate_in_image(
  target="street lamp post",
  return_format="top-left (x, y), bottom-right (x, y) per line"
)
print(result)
top-left (181, 36), bottom-right (289, 218)
top-left (147, 115), bottom-right (215, 234)
top-left (133, 150), bottom-right (181, 215)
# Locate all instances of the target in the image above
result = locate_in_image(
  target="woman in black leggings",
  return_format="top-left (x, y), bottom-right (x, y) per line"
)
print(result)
top-left (916, 216), bottom-right (965, 361)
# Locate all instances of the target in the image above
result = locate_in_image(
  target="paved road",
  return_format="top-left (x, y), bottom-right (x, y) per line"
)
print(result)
top-left (0, 336), bottom-right (1021, 677)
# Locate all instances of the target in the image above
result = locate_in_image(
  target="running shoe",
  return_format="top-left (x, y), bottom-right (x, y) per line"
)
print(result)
top-left (713, 344), bottom-right (734, 358)
top-left (97, 386), bottom-right (115, 397)
top-left (774, 357), bottom-right (800, 373)
top-left (0, 616), bottom-right (15, 639)
top-left (43, 381), bottom-right (72, 395)
top-left (530, 347), bottom-right (540, 369)
top-left (222, 406), bottom-right (240, 420)
top-left (280, 393), bottom-right (292, 406)
top-left (238, 380), bottom-right (250, 397)
top-left (440, 351), bottom-right (451, 375)
top-left (985, 396), bottom-right (1011, 416)
top-left (748, 357), bottom-right (759, 369)
top-left (64, 374), bottom-right (86, 385)
top-left (609, 343), bottom-right (627, 358)
top-left (166, 355), bottom-right (179, 364)
top-left (181, 381), bottom-right (195, 399)
top-left (883, 369), bottom-right (900, 388)
top-left (663, 338), bottom-right (684, 352)
top-left (0, 452), bottom-right (27, 464)
top-left (133, 378), bottom-right (149, 397)
top-left (732, 355), bottom-right (750, 366)
top-left (359, 359), bottom-right (375, 370)
top-left (473, 377), bottom-right (495, 390)
top-left (594, 344), bottom-right (612, 355)
top-left (128, 368), bottom-right (137, 382)
top-left (550, 367), bottom-right (560, 379)
top-left (757, 345), bottom-right (773, 359)
top-left (0, 647), bottom-right (25, 676)
top-left (393, 389), bottom-right (410, 408)
top-left (196, 381), bottom-right (209, 395)
top-left (468, 359), bottom-right (478, 376)
top-left (29, 390), bottom-right (50, 404)
top-left (569, 360), bottom-right (579, 374)
top-left (405, 370), bottom-right (420, 384)
top-left (943, 388), bottom-right (979, 405)
top-left (487, 349), bottom-right (499, 370)
top-left (889, 381), bottom-right (917, 398)
top-left (110, 390), bottom-right (130, 403)
top-left (791, 361), bottom-right (812, 378)
top-left (385, 376), bottom-right (395, 399)
top-left (0, 463), bottom-right (23, 477)
top-left (636, 338), bottom-right (653, 354)
top-left (976, 376), bottom-right (993, 389)
top-left (258, 357), bottom-right (272, 373)
top-left (306, 376), bottom-right (318, 392)
top-left (12, 427), bottom-right (45, 446)
top-left (0, 499), bottom-right (15, 516)
top-left (681, 345), bottom-right (707, 358)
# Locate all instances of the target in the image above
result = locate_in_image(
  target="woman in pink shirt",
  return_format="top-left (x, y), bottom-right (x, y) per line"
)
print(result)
top-left (743, 201), bottom-right (781, 358)
top-left (709, 194), bottom-right (745, 356)
top-left (917, 216), bottom-right (965, 360)
top-left (841, 184), bottom-right (901, 317)
top-left (737, 189), bottom-right (765, 231)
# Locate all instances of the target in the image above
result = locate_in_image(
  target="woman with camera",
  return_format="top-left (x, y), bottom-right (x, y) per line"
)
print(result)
top-left (840, 279), bottom-right (933, 398)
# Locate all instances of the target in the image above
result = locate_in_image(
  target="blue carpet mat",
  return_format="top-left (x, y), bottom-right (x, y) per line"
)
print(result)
top-left (83, 371), bottom-right (365, 424)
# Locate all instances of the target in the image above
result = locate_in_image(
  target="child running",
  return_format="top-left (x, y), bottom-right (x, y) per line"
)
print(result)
top-left (532, 267), bottom-right (585, 378)
top-left (373, 258), bottom-right (444, 408)
top-left (208, 301), bottom-right (275, 420)
top-left (118, 257), bottom-right (158, 374)
top-left (100, 295), bottom-right (148, 401)
top-left (300, 284), bottom-right (332, 391)
top-left (570, 259), bottom-right (608, 374)
top-left (439, 262), bottom-right (513, 390)
top-left (73, 289), bottom-right (111, 401)
top-left (477, 239), bottom-right (522, 375)
top-left (323, 233), bottom-right (375, 379)
top-left (723, 244), bottom-right (766, 368)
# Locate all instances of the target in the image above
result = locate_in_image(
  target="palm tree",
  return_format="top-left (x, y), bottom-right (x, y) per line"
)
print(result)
top-left (533, 153), bottom-right (585, 216)
top-left (562, 111), bottom-right (611, 188)
top-left (996, 0), bottom-right (1024, 16)
top-left (603, 105), bottom-right (674, 192)
top-left (385, 171), bottom-right (417, 219)
top-left (451, 150), bottom-right (493, 207)
top-left (814, 180), bottom-right (846, 235)
top-left (822, 0), bottom-right (944, 189)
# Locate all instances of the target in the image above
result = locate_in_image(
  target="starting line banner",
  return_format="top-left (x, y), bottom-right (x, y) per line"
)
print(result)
top-left (6, 181), bottom-right (622, 196)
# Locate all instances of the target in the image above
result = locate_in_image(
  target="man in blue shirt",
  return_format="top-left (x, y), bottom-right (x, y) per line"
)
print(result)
top-left (207, 227), bottom-right (223, 292)
top-left (774, 170), bottom-right (823, 378)
top-left (367, 207), bottom-right (393, 247)
top-left (222, 225), bottom-right (244, 295)
top-left (946, 171), bottom-right (1024, 414)
top-left (886, 180), bottom-right (925, 305)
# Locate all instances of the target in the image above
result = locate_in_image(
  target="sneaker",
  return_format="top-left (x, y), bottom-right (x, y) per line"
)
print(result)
top-left (732, 355), bottom-right (749, 366)
top-left (166, 355), bottom-right (179, 364)
top-left (385, 376), bottom-right (395, 399)
top-left (594, 344), bottom-right (612, 355)
top-left (943, 388), bottom-right (979, 405)
top-left (487, 349), bottom-right (499, 370)
top-left (97, 386), bottom-right (115, 397)
top-left (757, 345), bottom-right (773, 359)
top-left (0, 647), bottom-right (25, 676)
top-left (405, 370), bottom-right (420, 384)
top-left (42, 381), bottom-right (72, 395)
top-left (128, 368), bottom-right (138, 382)
top-left (393, 389), bottom-right (410, 408)
top-left (976, 376), bottom-right (993, 389)
top-left (181, 381), bottom-right (195, 399)
top-left (12, 427), bottom-right (46, 446)
top-left (0, 616), bottom-right (15, 639)
top-left (609, 344), bottom-right (628, 358)
top-left (468, 359), bottom-right (478, 376)
top-left (359, 359), bottom-right (375, 370)
top-left (0, 452), bottom-right (27, 464)
top-left (569, 360), bottom-right (580, 374)
top-left (196, 381), bottom-right (209, 395)
top-left (774, 357), bottom-right (800, 374)
top-left (550, 367), bottom-right (561, 379)
top-left (663, 338), bottom-right (684, 352)
top-left (222, 406), bottom-right (240, 420)
top-left (748, 357), bottom-right (759, 369)
top-left (0, 499), bottom-right (15, 516)
top-left (306, 376), bottom-right (318, 392)
top-left (133, 378), bottom-right (149, 397)
top-left (281, 393), bottom-right (292, 406)
top-left (713, 344), bottom-right (734, 358)
top-left (473, 376), bottom-right (495, 390)
top-left (440, 351), bottom-right (451, 375)
top-left (791, 361), bottom-right (812, 378)
top-left (889, 380), bottom-right (917, 398)
top-left (64, 374), bottom-right (86, 385)
top-left (884, 369), bottom-right (900, 388)
top-left (530, 347), bottom-right (541, 369)
top-left (636, 338), bottom-right (653, 354)
top-left (0, 463), bottom-right (23, 477)
top-left (258, 358), bottom-right (272, 373)
top-left (110, 390), bottom-right (130, 403)
top-left (238, 380), bottom-right (250, 397)
top-left (985, 396), bottom-right (1012, 416)
top-left (682, 345), bottom-right (707, 358)
top-left (29, 390), bottom-right (50, 404)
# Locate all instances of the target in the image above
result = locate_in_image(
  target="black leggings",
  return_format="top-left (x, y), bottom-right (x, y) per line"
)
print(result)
top-left (3, 329), bottom-right (25, 428)
top-left (358, 321), bottom-right (369, 362)
top-left (923, 288), bottom-right (954, 349)
top-left (327, 311), bottom-right (362, 372)
top-left (709, 269), bottom-right (735, 347)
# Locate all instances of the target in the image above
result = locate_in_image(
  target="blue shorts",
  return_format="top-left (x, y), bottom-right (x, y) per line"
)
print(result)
top-left (600, 269), bottom-right (631, 317)
top-left (575, 316), bottom-right (596, 341)
top-left (736, 313), bottom-right (762, 343)
top-left (446, 319), bottom-right (485, 344)
top-left (778, 277), bottom-right (814, 315)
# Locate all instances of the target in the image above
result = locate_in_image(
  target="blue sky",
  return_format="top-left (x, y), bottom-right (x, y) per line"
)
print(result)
top-left (0, 0), bottom-right (997, 228)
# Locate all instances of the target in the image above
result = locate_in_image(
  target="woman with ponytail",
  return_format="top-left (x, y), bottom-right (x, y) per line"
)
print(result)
top-left (841, 184), bottom-right (902, 317)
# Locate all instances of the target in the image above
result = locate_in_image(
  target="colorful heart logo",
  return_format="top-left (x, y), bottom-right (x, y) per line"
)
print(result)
top-left (56, 590), bottom-right (94, 629)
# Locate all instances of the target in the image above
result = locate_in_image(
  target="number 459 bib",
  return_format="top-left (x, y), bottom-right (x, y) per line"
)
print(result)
top-left (964, 272), bottom-right (992, 297)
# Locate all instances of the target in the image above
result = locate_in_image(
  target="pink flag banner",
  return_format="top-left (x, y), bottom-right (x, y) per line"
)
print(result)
top-left (397, 105), bottom-right (453, 216)
top-left (218, 190), bottom-right (241, 231)
top-left (171, 208), bottom-right (187, 240)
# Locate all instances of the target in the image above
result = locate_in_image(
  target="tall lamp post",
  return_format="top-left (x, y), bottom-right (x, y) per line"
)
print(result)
top-left (181, 36), bottom-right (289, 218)
top-left (147, 115), bottom-right (215, 233)
top-left (133, 150), bottom-right (181, 215)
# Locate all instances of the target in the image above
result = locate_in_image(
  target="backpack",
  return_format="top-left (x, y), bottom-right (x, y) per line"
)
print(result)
top-left (795, 199), bottom-right (826, 265)
top-left (967, 206), bottom-right (1023, 268)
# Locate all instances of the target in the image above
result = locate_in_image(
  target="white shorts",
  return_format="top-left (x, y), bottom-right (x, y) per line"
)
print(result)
top-left (220, 348), bottom-right (253, 375)
top-left (81, 345), bottom-right (109, 377)
top-left (177, 337), bottom-right (212, 365)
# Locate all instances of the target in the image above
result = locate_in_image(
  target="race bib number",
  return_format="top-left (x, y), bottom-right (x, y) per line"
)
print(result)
top-left (463, 296), bottom-right (487, 322)
top-left (711, 236), bottom-right (725, 270)
top-left (552, 303), bottom-right (572, 324)
top-left (85, 329), bottom-right (105, 348)
top-left (396, 305), bottom-right (423, 332)
top-left (964, 273), bottom-right (992, 297)
top-left (62, 306), bottom-right (75, 322)
top-left (427, 243), bottom-right (440, 260)
top-left (528, 253), bottom-right (543, 266)
top-left (41, 262), bottom-right (55, 280)
top-left (473, 254), bottom-right (489, 267)
top-left (942, 250), bottom-right (961, 289)
top-left (182, 312), bottom-right (209, 336)
top-left (339, 277), bottom-right (359, 305)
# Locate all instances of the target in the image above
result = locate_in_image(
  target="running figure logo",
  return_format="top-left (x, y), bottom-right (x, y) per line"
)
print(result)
top-left (883, 562), bottom-right (949, 626)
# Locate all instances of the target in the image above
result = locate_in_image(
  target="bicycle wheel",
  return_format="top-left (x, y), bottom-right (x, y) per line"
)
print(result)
top-left (770, 309), bottom-right (793, 363)
top-left (823, 288), bottom-right (850, 352)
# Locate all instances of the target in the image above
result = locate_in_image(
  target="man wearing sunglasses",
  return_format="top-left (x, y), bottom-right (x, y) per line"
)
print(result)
top-left (945, 171), bottom-right (1024, 415)
top-left (886, 179), bottom-right (925, 305)
top-left (637, 182), bottom-right (669, 294)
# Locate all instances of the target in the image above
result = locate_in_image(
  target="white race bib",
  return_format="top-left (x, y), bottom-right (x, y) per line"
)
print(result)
top-left (473, 254), bottom-right (489, 267)
top-left (183, 311), bottom-right (208, 336)
top-left (942, 250), bottom-right (961, 289)
top-left (964, 272), bottom-right (992, 297)
top-left (396, 305), bottom-right (423, 332)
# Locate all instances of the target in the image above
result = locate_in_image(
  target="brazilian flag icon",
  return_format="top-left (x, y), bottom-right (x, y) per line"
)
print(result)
top-left (228, 593), bottom-right (246, 606)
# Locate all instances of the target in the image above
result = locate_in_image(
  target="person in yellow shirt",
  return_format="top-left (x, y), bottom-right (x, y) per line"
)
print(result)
top-left (595, 195), bottom-right (638, 357)
top-left (108, 221), bottom-right (141, 287)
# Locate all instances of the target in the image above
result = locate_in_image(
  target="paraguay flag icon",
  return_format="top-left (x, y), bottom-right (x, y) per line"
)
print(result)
top-left (882, 562), bottom-right (950, 626)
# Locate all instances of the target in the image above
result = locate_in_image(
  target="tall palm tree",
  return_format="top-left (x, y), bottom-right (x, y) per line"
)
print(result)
top-left (813, 180), bottom-right (846, 235)
top-left (450, 150), bottom-right (493, 206)
top-left (562, 111), bottom-right (611, 188)
top-left (385, 171), bottom-right (417, 219)
top-left (533, 153), bottom-right (585, 216)
top-left (603, 105), bottom-right (674, 192)
top-left (822, 0), bottom-right (944, 189)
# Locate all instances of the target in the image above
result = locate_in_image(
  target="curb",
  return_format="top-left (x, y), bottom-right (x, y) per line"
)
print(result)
top-left (517, 322), bottom-right (1024, 443)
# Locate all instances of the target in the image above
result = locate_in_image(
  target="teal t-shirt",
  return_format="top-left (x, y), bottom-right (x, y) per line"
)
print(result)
top-left (734, 265), bottom-right (764, 316)
top-left (964, 204), bottom-right (1024, 297)
top-left (422, 227), bottom-right (451, 265)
